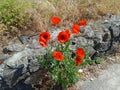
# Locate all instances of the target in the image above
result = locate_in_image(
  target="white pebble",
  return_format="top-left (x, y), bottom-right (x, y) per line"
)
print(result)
top-left (90, 78), bottom-right (94, 81)
top-left (78, 69), bottom-right (83, 73)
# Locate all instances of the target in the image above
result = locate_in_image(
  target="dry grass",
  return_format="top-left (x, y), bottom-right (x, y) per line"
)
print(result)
top-left (1, 0), bottom-right (120, 37)
top-left (28, 0), bottom-right (120, 32)
top-left (1, 0), bottom-right (120, 33)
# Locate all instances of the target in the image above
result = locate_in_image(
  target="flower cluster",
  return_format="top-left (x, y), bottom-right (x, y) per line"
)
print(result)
top-left (39, 16), bottom-right (86, 66)
top-left (38, 16), bottom-right (86, 89)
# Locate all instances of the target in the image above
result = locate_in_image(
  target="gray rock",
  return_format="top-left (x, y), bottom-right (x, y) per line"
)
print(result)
top-left (24, 70), bottom-right (42, 85)
top-left (4, 48), bottom-right (32, 68)
top-left (80, 26), bottom-right (85, 33)
top-left (0, 37), bottom-right (48, 87)
top-left (70, 37), bottom-right (94, 49)
top-left (114, 22), bottom-right (120, 27)
top-left (0, 63), bottom-right (25, 87)
top-left (24, 77), bottom-right (31, 85)
top-left (84, 26), bottom-right (94, 38)
top-left (94, 42), bottom-right (110, 52)
top-left (28, 39), bottom-right (46, 56)
top-left (110, 15), bottom-right (120, 21)
top-left (94, 30), bottom-right (104, 43)
top-left (0, 47), bottom-right (41, 87)
top-left (107, 42), bottom-right (120, 54)
top-left (18, 35), bottom-right (30, 44)
top-left (69, 37), bottom-right (90, 51)
top-left (102, 20), bottom-right (111, 28)
top-left (2, 48), bottom-right (12, 54)
top-left (87, 40), bottom-right (94, 47)
top-left (49, 28), bottom-right (61, 41)
top-left (111, 25), bottom-right (120, 37)
top-left (69, 44), bottom-right (77, 51)
top-left (85, 46), bottom-right (96, 56)
top-left (102, 32), bottom-right (111, 42)
top-left (0, 55), bottom-right (11, 60)
top-left (5, 44), bottom-right (24, 52)
top-left (34, 48), bottom-right (46, 56)
top-left (77, 37), bottom-right (88, 46)
top-left (103, 28), bottom-right (109, 32)
top-left (86, 30), bottom-right (94, 38)
top-left (3, 64), bottom-right (24, 87)
top-left (0, 64), bottom-right (5, 77)
top-left (29, 39), bottom-right (41, 49)
top-left (3, 68), bottom-right (16, 87)
top-left (28, 58), bottom-right (40, 73)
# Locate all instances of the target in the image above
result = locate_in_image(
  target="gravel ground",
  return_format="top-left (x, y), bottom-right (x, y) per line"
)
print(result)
top-left (77, 64), bottom-right (120, 90)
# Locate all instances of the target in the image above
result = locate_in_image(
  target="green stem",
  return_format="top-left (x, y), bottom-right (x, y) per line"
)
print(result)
top-left (64, 40), bottom-right (71, 52)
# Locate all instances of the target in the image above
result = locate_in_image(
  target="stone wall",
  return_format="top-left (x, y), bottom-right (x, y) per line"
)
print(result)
top-left (0, 14), bottom-right (120, 89)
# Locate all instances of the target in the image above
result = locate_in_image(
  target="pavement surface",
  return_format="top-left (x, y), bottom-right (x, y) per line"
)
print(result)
top-left (77, 64), bottom-right (120, 90)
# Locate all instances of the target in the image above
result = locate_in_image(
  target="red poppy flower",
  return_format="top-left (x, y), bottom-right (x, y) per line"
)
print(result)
top-left (52, 51), bottom-right (64, 61)
top-left (79, 20), bottom-right (86, 26)
top-left (65, 29), bottom-right (71, 38)
top-left (72, 24), bottom-right (80, 34)
top-left (39, 40), bottom-right (47, 47)
top-left (58, 31), bottom-right (69, 43)
top-left (51, 16), bottom-right (61, 25)
top-left (76, 48), bottom-right (85, 59)
top-left (39, 32), bottom-right (50, 42)
top-left (75, 56), bottom-right (83, 66)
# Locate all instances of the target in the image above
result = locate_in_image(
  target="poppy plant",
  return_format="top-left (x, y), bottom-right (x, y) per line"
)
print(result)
top-left (39, 32), bottom-right (50, 42)
top-left (51, 16), bottom-right (61, 25)
top-left (76, 48), bottom-right (85, 59)
top-left (79, 20), bottom-right (86, 26)
top-left (58, 31), bottom-right (69, 43)
top-left (52, 51), bottom-right (64, 61)
top-left (72, 24), bottom-right (80, 34)
top-left (38, 16), bottom-right (87, 89)
top-left (75, 56), bottom-right (83, 66)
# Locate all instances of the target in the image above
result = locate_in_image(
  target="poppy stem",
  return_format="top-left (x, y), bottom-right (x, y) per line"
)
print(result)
top-left (64, 40), bottom-right (71, 51)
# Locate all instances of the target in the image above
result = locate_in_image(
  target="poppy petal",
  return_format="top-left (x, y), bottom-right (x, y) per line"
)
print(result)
top-left (58, 31), bottom-right (69, 43)
top-left (53, 51), bottom-right (64, 61)
top-left (39, 32), bottom-right (50, 42)
top-left (72, 24), bottom-right (80, 34)
top-left (76, 48), bottom-right (85, 59)
top-left (75, 56), bottom-right (83, 66)
top-left (40, 40), bottom-right (47, 47)
top-left (79, 20), bottom-right (87, 26)
top-left (51, 16), bottom-right (61, 25)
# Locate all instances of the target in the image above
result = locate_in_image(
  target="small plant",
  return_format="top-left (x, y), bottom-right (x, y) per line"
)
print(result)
top-left (38, 16), bottom-right (87, 89)
top-left (95, 57), bottom-right (103, 64)
top-left (0, 0), bottom-right (32, 32)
